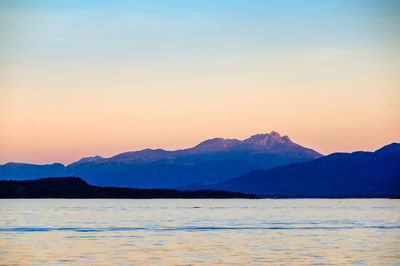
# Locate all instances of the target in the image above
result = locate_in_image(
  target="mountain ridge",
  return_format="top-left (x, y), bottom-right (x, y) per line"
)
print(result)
top-left (66, 131), bottom-right (321, 166)
top-left (190, 143), bottom-right (400, 197)
top-left (0, 131), bottom-right (321, 188)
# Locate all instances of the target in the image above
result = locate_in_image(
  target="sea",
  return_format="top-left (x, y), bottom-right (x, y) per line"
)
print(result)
top-left (1, 199), bottom-right (399, 265)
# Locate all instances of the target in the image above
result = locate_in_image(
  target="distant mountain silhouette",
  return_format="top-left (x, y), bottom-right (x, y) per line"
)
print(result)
top-left (0, 162), bottom-right (69, 179)
top-left (0, 132), bottom-right (321, 188)
top-left (192, 143), bottom-right (400, 198)
top-left (375, 143), bottom-right (400, 153)
top-left (0, 177), bottom-right (258, 199)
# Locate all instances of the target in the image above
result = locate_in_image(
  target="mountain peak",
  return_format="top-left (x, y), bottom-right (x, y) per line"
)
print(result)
top-left (191, 131), bottom-right (314, 156)
top-left (68, 155), bottom-right (103, 167)
top-left (270, 131), bottom-right (281, 137)
top-left (375, 143), bottom-right (400, 153)
top-left (194, 138), bottom-right (241, 152)
top-left (244, 131), bottom-right (292, 146)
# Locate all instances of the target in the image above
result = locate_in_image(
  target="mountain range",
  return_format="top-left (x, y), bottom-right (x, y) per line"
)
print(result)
top-left (191, 143), bottom-right (400, 198)
top-left (0, 132), bottom-right (321, 188)
top-left (1, 132), bottom-right (399, 198)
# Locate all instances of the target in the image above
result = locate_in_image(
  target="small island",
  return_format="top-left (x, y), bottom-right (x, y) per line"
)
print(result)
top-left (0, 177), bottom-right (258, 199)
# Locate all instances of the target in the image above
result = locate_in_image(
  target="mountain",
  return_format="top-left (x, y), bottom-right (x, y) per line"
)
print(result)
top-left (0, 132), bottom-right (321, 188)
top-left (0, 163), bottom-right (68, 180)
top-left (0, 177), bottom-right (258, 199)
top-left (375, 143), bottom-right (400, 153)
top-left (68, 156), bottom-right (103, 167)
top-left (195, 143), bottom-right (400, 198)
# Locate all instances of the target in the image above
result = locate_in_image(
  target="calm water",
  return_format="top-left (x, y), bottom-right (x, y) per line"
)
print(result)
top-left (1, 199), bottom-right (399, 265)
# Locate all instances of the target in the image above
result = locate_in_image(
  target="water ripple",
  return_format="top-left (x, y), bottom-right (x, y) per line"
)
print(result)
top-left (2, 225), bottom-right (400, 232)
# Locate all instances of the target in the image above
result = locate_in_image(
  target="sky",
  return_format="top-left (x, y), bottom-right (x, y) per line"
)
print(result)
top-left (0, 0), bottom-right (399, 165)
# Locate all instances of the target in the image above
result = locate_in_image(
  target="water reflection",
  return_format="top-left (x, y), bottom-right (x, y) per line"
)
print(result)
top-left (1, 199), bottom-right (399, 265)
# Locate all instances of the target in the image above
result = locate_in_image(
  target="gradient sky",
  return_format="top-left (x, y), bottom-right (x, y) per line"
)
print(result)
top-left (1, 0), bottom-right (399, 165)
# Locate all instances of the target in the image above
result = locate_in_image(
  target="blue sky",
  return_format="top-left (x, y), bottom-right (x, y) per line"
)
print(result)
top-left (1, 0), bottom-right (399, 164)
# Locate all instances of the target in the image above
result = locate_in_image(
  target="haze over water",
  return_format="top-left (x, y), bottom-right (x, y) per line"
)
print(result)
top-left (1, 199), bottom-right (399, 265)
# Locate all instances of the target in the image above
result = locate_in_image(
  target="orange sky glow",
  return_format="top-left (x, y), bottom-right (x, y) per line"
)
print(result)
top-left (1, 0), bottom-right (399, 164)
